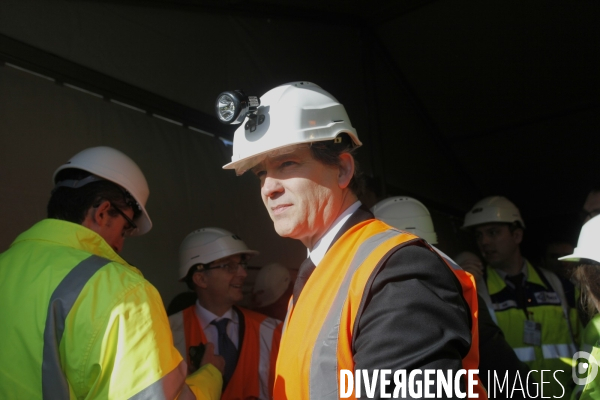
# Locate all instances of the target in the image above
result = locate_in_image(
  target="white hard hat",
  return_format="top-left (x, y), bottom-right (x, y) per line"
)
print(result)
top-left (53, 146), bottom-right (151, 236)
top-left (462, 196), bottom-right (525, 229)
top-left (371, 196), bottom-right (438, 244)
top-left (252, 263), bottom-right (291, 307)
top-left (559, 215), bottom-right (600, 264)
top-left (178, 227), bottom-right (259, 280)
top-left (222, 81), bottom-right (362, 175)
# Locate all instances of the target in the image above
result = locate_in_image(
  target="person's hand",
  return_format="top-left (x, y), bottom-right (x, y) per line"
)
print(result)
top-left (455, 251), bottom-right (484, 281)
top-left (201, 342), bottom-right (225, 375)
top-left (461, 260), bottom-right (484, 281)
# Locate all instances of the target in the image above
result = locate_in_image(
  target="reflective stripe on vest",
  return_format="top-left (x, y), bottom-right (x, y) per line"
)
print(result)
top-left (513, 347), bottom-right (536, 362)
top-left (42, 254), bottom-right (110, 399)
top-left (512, 344), bottom-right (577, 363)
top-left (309, 229), bottom-right (399, 399)
top-left (259, 318), bottom-right (281, 400)
top-left (542, 343), bottom-right (577, 360)
top-left (275, 219), bottom-right (483, 399)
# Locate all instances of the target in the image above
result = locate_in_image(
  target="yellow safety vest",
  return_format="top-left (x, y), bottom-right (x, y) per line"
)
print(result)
top-left (486, 262), bottom-right (577, 398)
top-left (274, 219), bottom-right (485, 399)
top-left (0, 219), bottom-right (221, 399)
top-left (578, 343), bottom-right (600, 400)
top-left (571, 314), bottom-right (600, 400)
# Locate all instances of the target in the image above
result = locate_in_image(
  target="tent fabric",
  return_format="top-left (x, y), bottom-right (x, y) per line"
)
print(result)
top-left (0, 64), bottom-right (305, 305)
top-left (1, 0), bottom-right (598, 293)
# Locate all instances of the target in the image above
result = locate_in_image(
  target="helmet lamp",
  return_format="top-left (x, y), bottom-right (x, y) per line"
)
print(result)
top-left (215, 90), bottom-right (260, 124)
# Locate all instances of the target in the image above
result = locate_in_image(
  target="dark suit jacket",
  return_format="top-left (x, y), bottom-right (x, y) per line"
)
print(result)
top-left (325, 206), bottom-right (472, 398)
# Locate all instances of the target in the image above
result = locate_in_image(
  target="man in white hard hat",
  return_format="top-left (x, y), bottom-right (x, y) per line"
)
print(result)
top-left (252, 263), bottom-right (294, 321)
top-left (560, 216), bottom-right (600, 400)
top-left (373, 196), bottom-right (537, 398)
top-left (0, 146), bottom-right (223, 399)
top-left (560, 215), bottom-right (600, 400)
top-left (462, 196), bottom-right (579, 398)
top-left (169, 227), bottom-right (282, 400)
top-left (220, 82), bottom-right (485, 398)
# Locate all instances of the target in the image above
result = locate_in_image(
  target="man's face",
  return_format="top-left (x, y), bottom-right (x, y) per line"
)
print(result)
top-left (474, 223), bottom-right (522, 268)
top-left (200, 254), bottom-right (247, 306)
top-left (251, 146), bottom-right (345, 248)
top-left (583, 191), bottom-right (600, 223)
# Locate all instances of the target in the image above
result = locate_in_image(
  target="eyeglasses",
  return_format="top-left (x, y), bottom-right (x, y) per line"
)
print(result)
top-left (111, 203), bottom-right (138, 235)
top-left (197, 261), bottom-right (248, 274)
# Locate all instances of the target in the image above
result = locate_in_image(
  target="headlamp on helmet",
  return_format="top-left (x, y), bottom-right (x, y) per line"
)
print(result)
top-left (219, 82), bottom-right (362, 175)
top-left (215, 90), bottom-right (260, 125)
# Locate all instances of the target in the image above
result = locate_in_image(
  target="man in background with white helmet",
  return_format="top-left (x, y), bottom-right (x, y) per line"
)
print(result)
top-left (0, 146), bottom-right (223, 400)
top-left (373, 196), bottom-right (537, 398)
top-left (461, 196), bottom-right (579, 398)
top-left (560, 215), bottom-right (600, 400)
top-left (252, 263), bottom-right (294, 321)
top-left (218, 82), bottom-right (486, 398)
top-left (170, 227), bottom-right (282, 400)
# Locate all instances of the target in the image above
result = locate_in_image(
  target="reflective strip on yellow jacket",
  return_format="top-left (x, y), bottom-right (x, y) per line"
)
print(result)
top-left (274, 219), bottom-right (485, 399)
top-left (0, 219), bottom-right (221, 399)
top-left (486, 262), bottom-right (577, 399)
top-left (170, 305), bottom-right (282, 400)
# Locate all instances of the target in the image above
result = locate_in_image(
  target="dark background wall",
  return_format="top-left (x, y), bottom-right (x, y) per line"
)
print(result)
top-left (1, 0), bottom-right (597, 305)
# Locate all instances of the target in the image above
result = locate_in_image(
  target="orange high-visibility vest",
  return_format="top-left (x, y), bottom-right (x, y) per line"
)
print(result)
top-left (173, 306), bottom-right (281, 400)
top-left (274, 219), bottom-right (486, 399)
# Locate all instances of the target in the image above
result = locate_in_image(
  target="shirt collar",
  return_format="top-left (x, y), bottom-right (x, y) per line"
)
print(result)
top-left (308, 201), bottom-right (362, 267)
top-left (495, 259), bottom-right (530, 284)
top-left (195, 302), bottom-right (238, 330)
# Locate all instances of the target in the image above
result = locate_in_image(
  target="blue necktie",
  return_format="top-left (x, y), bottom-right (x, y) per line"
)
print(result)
top-left (211, 318), bottom-right (238, 386)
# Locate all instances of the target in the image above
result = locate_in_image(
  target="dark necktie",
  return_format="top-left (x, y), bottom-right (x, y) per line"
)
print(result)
top-left (211, 318), bottom-right (238, 386)
top-left (293, 257), bottom-right (316, 304)
top-left (507, 273), bottom-right (526, 309)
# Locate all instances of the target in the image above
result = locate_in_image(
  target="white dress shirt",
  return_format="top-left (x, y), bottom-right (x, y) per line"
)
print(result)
top-left (308, 200), bottom-right (362, 267)
top-left (194, 301), bottom-right (240, 353)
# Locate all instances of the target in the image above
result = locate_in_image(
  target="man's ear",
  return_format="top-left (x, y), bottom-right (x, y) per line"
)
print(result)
top-left (192, 271), bottom-right (209, 289)
top-left (82, 200), bottom-right (111, 230)
top-left (512, 227), bottom-right (524, 245)
top-left (337, 153), bottom-right (355, 190)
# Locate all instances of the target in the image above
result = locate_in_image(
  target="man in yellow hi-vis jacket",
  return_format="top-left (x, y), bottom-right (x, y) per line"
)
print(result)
top-left (0, 146), bottom-right (223, 399)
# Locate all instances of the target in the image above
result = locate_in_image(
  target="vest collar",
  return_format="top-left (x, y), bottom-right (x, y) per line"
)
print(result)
top-left (13, 218), bottom-right (130, 267)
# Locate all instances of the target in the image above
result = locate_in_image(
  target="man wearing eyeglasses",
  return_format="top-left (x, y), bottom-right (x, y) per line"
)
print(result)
top-left (0, 146), bottom-right (223, 400)
top-left (170, 227), bottom-right (282, 400)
